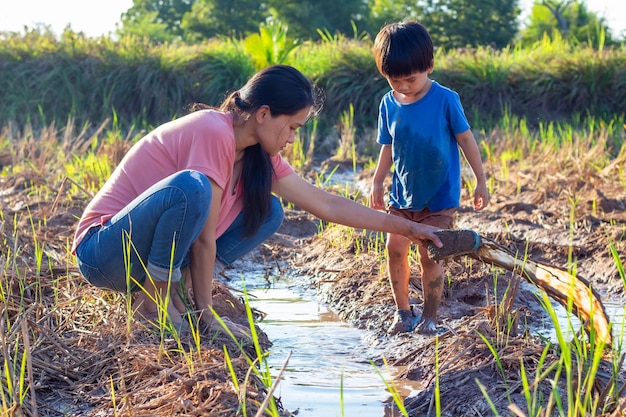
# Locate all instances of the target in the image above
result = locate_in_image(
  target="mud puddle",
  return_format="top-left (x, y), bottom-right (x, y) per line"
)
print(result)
top-left (227, 262), bottom-right (421, 416)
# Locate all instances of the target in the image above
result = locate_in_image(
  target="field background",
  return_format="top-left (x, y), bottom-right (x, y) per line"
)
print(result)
top-left (1, 30), bottom-right (624, 159)
top-left (0, 26), bottom-right (625, 417)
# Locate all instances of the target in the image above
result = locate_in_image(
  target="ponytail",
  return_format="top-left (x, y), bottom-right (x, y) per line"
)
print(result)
top-left (191, 65), bottom-right (323, 236)
top-left (241, 144), bottom-right (274, 236)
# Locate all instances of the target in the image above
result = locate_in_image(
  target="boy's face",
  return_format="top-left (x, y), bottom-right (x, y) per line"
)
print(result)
top-left (386, 66), bottom-right (433, 103)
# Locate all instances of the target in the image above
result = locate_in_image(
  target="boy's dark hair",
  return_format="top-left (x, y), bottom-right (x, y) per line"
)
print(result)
top-left (373, 21), bottom-right (434, 78)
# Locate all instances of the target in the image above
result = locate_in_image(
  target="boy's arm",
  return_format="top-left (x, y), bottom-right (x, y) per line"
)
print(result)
top-left (369, 145), bottom-right (393, 210)
top-left (456, 130), bottom-right (489, 210)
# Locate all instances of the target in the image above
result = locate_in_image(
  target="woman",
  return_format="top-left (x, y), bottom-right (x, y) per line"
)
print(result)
top-left (72, 65), bottom-right (442, 337)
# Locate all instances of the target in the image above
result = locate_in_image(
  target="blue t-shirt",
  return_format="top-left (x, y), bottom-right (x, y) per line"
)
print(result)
top-left (377, 81), bottom-right (470, 211)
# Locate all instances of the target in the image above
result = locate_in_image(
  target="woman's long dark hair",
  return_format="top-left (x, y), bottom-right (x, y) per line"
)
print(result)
top-left (192, 65), bottom-right (323, 236)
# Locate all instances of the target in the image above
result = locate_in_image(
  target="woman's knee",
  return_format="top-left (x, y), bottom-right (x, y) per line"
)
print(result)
top-left (169, 170), bottom-right (212, 208)
top-left (180, 170), bottom-right (211, 194)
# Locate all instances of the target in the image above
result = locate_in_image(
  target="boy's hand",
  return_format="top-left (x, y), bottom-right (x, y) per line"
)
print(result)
top-left (474, 182), bottom-right (490, 210)
top-left (369, 183), bottom-right (386, 210)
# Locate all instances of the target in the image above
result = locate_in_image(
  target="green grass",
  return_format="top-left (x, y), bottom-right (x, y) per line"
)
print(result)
top-left (212, 280), bottom-right (283, 416)
top-left (1, 29), bottom-right (624, 158)
top-left (0, 85), bottom-right (625, 415)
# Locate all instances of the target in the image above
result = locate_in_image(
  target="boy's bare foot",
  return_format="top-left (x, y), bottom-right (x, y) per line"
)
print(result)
top-left (387, 306), bottom-right (422, 335)
top-left (415, 317), bottom-right (439, 335)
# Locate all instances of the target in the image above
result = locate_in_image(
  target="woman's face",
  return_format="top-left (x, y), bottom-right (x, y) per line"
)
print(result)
top-left (256, 106), bottom-right (311, 156)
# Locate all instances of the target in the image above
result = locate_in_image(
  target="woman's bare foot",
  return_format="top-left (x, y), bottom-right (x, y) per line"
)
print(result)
top-left (199, 312), bottom-right (251, 340)
top-left (133, 292), bottom-right (190, 334)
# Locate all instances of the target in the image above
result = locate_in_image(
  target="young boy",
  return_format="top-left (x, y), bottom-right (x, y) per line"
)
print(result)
top-left (369, 21), bottom-right (489, 335)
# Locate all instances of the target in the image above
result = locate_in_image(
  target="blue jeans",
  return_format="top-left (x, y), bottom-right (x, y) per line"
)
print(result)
top-left (75, 170), bottom-right (284, 292)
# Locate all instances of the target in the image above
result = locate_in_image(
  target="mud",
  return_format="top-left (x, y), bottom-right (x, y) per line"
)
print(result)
top-left (255, 155), bottom-right (626, 416)
top-left (1, 144), bottom-right (626, 416)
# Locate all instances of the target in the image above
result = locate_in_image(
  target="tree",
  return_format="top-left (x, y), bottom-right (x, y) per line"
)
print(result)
top-left (115, 0), bottom-right (522, 46)
top-left (541, 0), bottom-right (572, 34)
top-left (118, 11), bottom-right (174, 42)
top-left (364, 0), bottom-right (520, 49)
top-left (419, 0), bottom-right (521, 49)
top-left (267, 0), bottom-right (369, 40)
top-left (181, 0), bottom-right (268, 41)
top-left (520, 1), bottom-right (615, 46)
top-left (367, 0), bottom-right (424, 33)
top-left (119, 0), bottom-right (194, 42)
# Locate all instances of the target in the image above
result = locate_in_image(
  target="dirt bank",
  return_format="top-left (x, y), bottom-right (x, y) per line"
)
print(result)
top-left (257, 155), bottom-right (626, 416)
top-left (1, 143), bottom-right (625, 415)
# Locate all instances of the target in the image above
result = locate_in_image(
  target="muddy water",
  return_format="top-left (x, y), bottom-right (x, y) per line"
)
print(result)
top-left (535, 294), bottom-right (626, 351)
top-left (228, 260), bottom-right (420, 416)
top-left (228, 258), bottom-right (626, 417)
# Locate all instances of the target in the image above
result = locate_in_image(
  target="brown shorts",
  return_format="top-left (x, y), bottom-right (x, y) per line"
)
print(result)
top-left (387, 206), bottom-right (456, 230)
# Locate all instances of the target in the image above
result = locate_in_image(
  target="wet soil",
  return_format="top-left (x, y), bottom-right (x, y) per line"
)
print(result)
top-left (1, 145), bottom-right (626, 416)
top-left (256, 154), bottom-right (626, 416)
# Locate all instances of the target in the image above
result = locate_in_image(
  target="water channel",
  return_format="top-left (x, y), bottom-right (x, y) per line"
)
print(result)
top-left (227, 257), bottom-right (625, 417)
top-left (226, 161), bottom-right (626, 416)
top-left (229, 259), bottom-right (419, 417)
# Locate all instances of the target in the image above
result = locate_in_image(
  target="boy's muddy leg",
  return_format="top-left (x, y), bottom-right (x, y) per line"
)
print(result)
top-left (416, 277), bottom-right (443, 334)
top-left (386, 234), bottom-right (412, 311)
top-left (416, 244), bottom-right (444, 335)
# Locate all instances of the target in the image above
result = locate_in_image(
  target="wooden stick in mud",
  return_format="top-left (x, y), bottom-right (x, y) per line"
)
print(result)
top-left (428, 230), bottom-right (613, 347)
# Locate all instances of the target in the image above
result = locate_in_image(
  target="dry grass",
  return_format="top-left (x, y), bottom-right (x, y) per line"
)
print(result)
top-left (0, 164), bottom-right (275, 416)
top-left (1, 111), bottom-right (624, 416)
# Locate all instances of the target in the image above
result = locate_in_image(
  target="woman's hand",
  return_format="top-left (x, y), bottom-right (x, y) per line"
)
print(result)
top-left (408, 222), bottom-right (443, 248)
top-left (199, 311), bottom-right (252, 340)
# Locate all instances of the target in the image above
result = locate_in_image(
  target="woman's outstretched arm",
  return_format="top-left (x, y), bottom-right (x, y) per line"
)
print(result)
top-left (273, 172), bottom-right (443, 247)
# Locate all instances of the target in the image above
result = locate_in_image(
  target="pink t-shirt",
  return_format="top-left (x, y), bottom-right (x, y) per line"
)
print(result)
top-left (71, 110), bottom-right (293, 253)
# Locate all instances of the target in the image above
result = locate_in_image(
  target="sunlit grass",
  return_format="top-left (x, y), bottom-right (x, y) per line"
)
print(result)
top-left (608, 236), bottom-right (626, 289)
top-left (211, 280), bottom-right (283, 416)
top-left (477, 253), bottom-right (625, 416)
top-left (0, 97), bottom-right (624, 415)
top-left (372, 357), bottom-right (410, 417)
